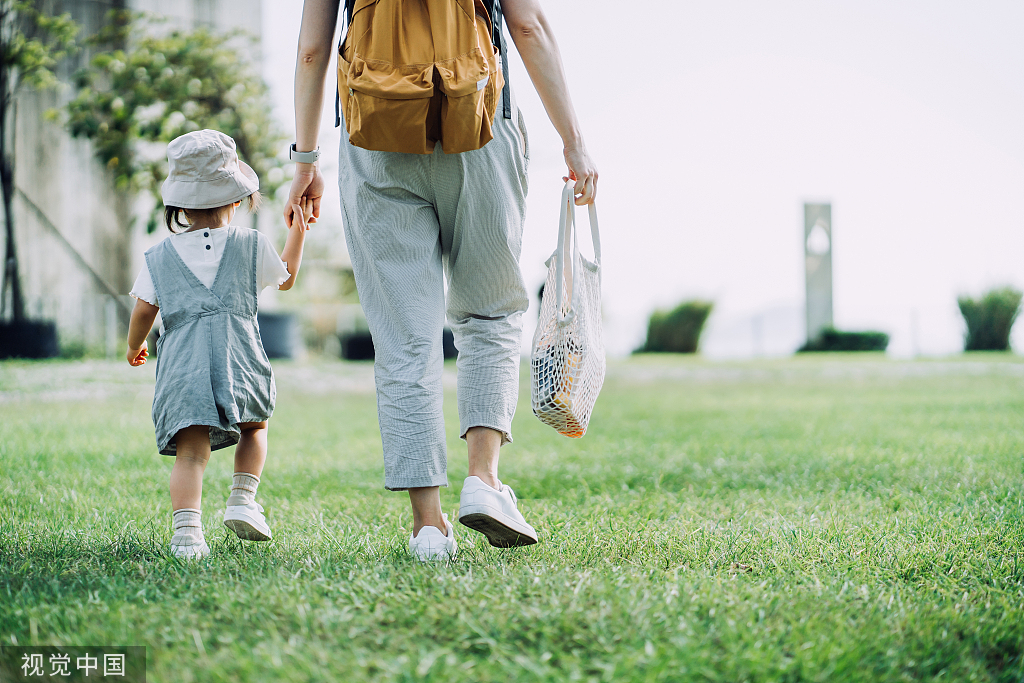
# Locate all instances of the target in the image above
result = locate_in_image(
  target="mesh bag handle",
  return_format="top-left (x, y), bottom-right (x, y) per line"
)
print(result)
top-left (554, 181), bottom-right (602, 324)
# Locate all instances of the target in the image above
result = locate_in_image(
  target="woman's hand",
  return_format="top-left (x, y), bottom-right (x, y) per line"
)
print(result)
top-left (284, 163), bottom-right (324, 230)
top-left (563, 142), bottom-right (598, 205)
top-left (127, 340), bottom-right (148, 366)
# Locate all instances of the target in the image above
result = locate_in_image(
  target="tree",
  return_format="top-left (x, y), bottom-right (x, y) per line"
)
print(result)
top-left (0, 0), bottom-right (77, 322)
top-left (62, 11), bottom-right (286, 234)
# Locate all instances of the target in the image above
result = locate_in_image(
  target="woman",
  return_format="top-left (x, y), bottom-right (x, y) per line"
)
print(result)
top-left (285, 0), bottom-right (598, 561)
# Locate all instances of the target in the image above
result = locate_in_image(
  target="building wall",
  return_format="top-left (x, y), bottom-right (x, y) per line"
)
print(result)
top-left (3, 0), bottom-right (263, 353)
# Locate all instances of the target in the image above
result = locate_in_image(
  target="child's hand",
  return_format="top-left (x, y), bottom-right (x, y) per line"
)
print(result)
top-left (127, 340), bottom-right (149, 366)
top-left (301, 198), bottom-right (314, 231)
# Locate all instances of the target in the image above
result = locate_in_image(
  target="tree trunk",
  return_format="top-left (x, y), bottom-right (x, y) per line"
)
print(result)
top-left (110, 188), bottom-right (133, 335)
top-left (0, 55), bottom-right (25, 322)
top-left (0, 167), bottom-right (22, 322)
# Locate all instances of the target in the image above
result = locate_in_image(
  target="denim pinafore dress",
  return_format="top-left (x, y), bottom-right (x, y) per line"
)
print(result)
top-left (146, 227), bottom-right (276, 455)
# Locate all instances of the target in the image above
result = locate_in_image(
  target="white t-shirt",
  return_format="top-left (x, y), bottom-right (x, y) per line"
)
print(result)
top-left (130, 227), bottom-right (289, 308)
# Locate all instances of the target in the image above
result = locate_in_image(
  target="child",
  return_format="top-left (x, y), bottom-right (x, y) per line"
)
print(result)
top-left (126, 129), bottom-right (309, 559)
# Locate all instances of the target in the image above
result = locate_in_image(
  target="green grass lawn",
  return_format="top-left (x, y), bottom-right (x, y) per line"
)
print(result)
top-left (2, 354), bottom-right (1024, 682)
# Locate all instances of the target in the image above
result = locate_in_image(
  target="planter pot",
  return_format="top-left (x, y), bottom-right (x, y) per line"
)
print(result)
top-left (442, 327), bottom-right (458, 360)
top-left (0, 320), bottom-right (60, 359)
top-left (338, 327), bottom-right (458, 361)
top-left (257, 312), bottom-right (300, 360)
top-left (339, 331), bottom-right (375, 361)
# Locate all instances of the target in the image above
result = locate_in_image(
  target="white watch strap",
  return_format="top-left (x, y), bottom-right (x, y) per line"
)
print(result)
top-left (289, 144), bottom-right (320, 163)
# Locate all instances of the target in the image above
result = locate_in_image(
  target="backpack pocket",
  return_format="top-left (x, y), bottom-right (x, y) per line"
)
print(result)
top-left (438, 60), bottom-right (504, 153)
top-left (339, 52), bottom-right (437, 154)
top-left (434, 16), bottom-right (503, 154)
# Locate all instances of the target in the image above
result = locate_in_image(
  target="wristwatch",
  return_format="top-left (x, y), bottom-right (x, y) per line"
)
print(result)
top-left (289, 143), bottom-right (320, 163)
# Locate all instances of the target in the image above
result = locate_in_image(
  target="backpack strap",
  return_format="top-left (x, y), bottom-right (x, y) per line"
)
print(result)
top-left (491, 0), bottom-right (512, 119)
top-left (335, 0), bottom-right (355, 128)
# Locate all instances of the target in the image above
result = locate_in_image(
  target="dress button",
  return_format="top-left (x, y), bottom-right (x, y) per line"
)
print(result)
top-left (204, 232), bottom-right (209, 237)
top-left (206, 245), bottom-right (211, 250)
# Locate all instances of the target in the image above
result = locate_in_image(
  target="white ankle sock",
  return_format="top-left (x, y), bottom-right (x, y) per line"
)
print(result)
top-left (173, 508), bottom-right (202, 529)
top-left (171, 508), bottom-right (204, 542)
top-left (226, 473), bottom-right (260, 506)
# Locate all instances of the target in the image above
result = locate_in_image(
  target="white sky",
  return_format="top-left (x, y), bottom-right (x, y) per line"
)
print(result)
top-left (262, 0), bottom-right (1024, 357)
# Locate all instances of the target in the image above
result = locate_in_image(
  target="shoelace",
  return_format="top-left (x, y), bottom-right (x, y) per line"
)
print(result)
top-left (501, 484), bottom-right (518, 506)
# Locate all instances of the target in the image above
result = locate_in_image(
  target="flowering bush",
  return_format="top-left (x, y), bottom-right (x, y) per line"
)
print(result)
top-left (61, 11), bottom-right (286, 231)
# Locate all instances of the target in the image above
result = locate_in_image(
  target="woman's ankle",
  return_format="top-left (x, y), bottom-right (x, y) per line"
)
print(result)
top-left (412, 515), bottom-right (447, 537)
top-left (467, 470), bottom-right (500, 490)
top-left (408, 486), bottom-right (445, 536)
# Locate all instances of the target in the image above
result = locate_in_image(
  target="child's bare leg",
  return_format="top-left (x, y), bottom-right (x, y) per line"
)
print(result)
top-left (168, 426), bottom-right (212, 558)
top-left (169, 425), bottom-right (212, 510)
top-left (233, 421), bottom-right (268, 476)
top-left (224, 421), bottom-right (272, 541)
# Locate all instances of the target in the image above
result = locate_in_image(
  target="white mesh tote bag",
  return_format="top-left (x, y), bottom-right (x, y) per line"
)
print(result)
top-left (530, 180), bottom-right (605, 438)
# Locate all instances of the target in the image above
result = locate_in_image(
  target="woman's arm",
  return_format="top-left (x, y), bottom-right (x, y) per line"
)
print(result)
top-left (127, 298), bottom-right (159, 366)
top-left (501, 0), bottom-right (598, 204)
top-left (284, 0), bottom-right (342, 230)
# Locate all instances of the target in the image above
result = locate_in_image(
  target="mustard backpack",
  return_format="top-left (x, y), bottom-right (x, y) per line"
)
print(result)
top-left (337, 0), bottom-right (511, 154)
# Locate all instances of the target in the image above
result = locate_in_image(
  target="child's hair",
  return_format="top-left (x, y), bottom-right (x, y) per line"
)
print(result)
top-left (164, 192), bottom-right (262, 233)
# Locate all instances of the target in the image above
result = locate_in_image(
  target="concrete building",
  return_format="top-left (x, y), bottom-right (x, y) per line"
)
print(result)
top-left (4, 0), bottom-right (262, 354)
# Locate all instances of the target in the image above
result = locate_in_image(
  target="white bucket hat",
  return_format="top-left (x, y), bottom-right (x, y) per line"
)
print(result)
top-left (160, 129), bottom-right (259, 210)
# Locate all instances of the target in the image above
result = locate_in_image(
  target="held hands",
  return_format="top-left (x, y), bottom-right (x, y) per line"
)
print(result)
top-left (299, 198), bottom-right (315, 229)
top-left (127, 340), bottom-right (148, 366)
top-left (286, 197), bottom-right (314, 233)
top-left (563, 142), bottom-right (598, 205)
top-left (284, 163), bottom-right (324, 231)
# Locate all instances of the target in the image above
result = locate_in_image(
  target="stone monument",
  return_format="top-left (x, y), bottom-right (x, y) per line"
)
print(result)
top-left (804, 203), bottom-right (833, 343)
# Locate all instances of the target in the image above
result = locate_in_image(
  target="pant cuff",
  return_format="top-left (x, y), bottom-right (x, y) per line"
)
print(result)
top-left (384, 474), bottom-right (450, 491)
top-left (459, 421), bottom-right (513, 446)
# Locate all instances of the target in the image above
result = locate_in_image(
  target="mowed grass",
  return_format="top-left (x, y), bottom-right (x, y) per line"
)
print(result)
top-left (2, 354), bottom-right (1024, 682)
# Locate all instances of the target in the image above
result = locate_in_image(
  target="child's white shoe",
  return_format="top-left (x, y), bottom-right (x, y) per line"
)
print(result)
top-left (170, 508), bottom-right (209, 559)
top-left (408, 514), bottom-right (457, 562)
top-left (224, 502), bottom-right (272, 541)
top-left (169, 533), bottom-right (210, 559)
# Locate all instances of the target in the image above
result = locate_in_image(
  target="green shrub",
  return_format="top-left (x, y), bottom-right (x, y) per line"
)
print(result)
top-left (798, 327), bottom-right (889, 352)
top-left (638, 300), bottom-right (713, 354)
top-left (958, 287), bottom-right (1022, 351)
top-left (58, 339), bottom-right (88, 359)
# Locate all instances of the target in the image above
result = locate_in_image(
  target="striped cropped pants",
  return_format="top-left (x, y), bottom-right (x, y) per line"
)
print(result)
top-left (338, 106), bottom-right (531, 490)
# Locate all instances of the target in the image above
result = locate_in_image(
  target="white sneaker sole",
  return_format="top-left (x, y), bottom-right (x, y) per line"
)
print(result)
top-left (224, 511), bottom-right (272, 542)
top-left (458, 503), bottom-right (538, 548)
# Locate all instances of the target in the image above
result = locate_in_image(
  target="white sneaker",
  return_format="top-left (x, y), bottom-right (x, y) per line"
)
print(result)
top-left (169, 533), bottom-right (210, 560)
top-left (458, 476), bottom-right (538, 548)
top-left (409, 513), bottom-right (457, 562)
top-left (223, 502), bottom-right (272, 541)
